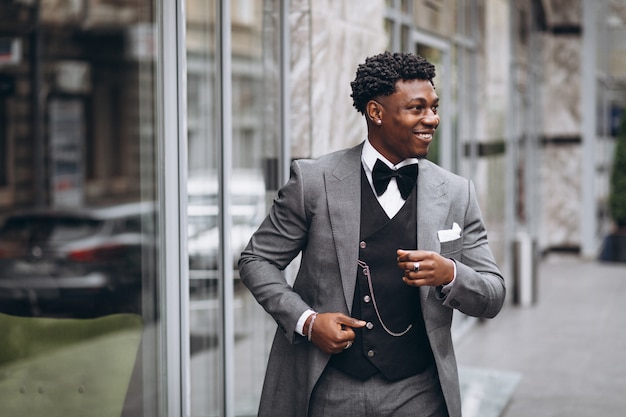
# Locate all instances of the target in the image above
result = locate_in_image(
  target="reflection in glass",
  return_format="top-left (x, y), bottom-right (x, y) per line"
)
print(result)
top-left (415, 44), bottom-right (443, 165)
top-left (232, 1), bottom-right (282, 415)
top-left (0, 2), bottom-right (158, 311)
top-left (186, 0), bottom-right (222, 415)
top-left (0, 204), bottom-right (153, 317)
top-left (0, 1), bottom-right (159, 416)
top-left (186, 0), bottom-right (282, 415)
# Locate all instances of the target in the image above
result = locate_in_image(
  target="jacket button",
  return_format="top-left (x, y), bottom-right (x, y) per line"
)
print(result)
top-left (367, 350), bottom-right (375, 357)
top-left (359, 241), bottom-right (367, 248)
top-left (366, 322), bottom-right (374, 330)
top-left (363, 295), bottom-right (371, 303)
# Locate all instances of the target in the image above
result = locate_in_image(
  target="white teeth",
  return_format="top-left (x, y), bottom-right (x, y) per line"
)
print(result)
top-left (416, 133), bottom-right (432, 140)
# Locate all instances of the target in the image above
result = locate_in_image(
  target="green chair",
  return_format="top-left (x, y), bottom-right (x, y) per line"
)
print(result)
top-left (0, 312), bottom-right (143, 417)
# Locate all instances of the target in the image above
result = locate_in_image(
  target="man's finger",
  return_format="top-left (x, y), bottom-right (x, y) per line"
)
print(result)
top-left (403, 276), bottom-right (425, 287)
top-left (336, 315), bottom-right (366, 329)
top-left (396, 249), bottom-right (412, 260)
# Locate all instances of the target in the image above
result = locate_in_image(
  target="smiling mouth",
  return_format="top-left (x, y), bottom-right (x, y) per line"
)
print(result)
top-left (414, 132), bottom-right (434, 140)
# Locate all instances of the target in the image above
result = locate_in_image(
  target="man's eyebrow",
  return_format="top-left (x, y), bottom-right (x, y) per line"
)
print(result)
top-left (407, 96), bottom-right (439, 104)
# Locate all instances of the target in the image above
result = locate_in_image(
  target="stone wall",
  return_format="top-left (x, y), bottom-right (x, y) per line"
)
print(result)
top-left (540, 144), bottom-right (582, 249)
top-left (289, 0), bottom-right (387, 159)
top-left (538, 3), bottom-right (584, 251)
top-left (542, 35), bottom-right (581, 138)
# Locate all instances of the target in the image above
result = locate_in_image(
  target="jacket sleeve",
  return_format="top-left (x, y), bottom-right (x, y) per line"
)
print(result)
top-left (437, 179), bottom-right (506, 318)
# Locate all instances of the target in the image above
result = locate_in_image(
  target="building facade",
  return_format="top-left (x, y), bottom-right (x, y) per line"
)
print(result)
top-left (0, 0), bottom-right (624, 416)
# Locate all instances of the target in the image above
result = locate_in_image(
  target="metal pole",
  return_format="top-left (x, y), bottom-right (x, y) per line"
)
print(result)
top-left (505, 0), bottom-right (518, 301)
top-left (581, 0), bottom-right (597, 258)
top-left (159, 0), bottom-right (186, 415)
top-left (216, 1), bottom-right (235, 415)
top-left (280, 0), bottom-right (291, 186)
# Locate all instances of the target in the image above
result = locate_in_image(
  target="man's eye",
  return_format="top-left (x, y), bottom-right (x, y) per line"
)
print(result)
top-left (432, 106), bottom-right (439, 114)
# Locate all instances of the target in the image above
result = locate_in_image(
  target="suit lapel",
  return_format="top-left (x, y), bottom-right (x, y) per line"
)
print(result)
top-left (416, 160), bottom-right (449, 306)
top-left (326, 144), bottom-right (363, 311)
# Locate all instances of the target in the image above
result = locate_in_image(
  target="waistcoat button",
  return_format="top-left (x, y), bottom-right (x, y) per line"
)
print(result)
top-left (359, 241), bottom-right (367, 248)
top-left (363, 295), bottom-right (371, 303)
top-left (367, 350), bottom-right (375, 357)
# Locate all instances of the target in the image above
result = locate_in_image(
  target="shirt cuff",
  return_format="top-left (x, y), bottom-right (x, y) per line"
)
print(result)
top-left (295, 309), bottom-right (316, 336)
top-left (441, 259), bottom-right (457, 294)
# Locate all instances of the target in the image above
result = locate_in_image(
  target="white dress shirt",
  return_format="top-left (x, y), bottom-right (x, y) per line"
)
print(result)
top-left (360, 139), bottom-right (420, 218)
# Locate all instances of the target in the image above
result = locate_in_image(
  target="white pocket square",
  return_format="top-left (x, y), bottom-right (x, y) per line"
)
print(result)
top-left (438, 222), bottom-right (461, 243)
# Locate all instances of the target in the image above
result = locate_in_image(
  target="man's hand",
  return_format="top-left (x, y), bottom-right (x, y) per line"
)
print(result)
top-left (397, 249), bottom-right (455, 287)
top-left (305, 312), bottom-right (366, 354)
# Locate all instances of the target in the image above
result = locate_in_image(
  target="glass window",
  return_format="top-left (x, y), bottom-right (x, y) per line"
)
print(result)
top-left (231, 5), bottom-right (282, 412)
top-left (401, 24), bottom-right (410, 51)
top-left (401, 0), bottom-right (411, 14)
top-left (185, 0), bottom-right (221, 414)
top-left (186, 0), bottom-right (283, 415)
top-left (415, 43), bottom-right (444, 165)
top-left (385, 19), bottom-right (394, 50)
top-left (0, 1), bottom-right (161, 416)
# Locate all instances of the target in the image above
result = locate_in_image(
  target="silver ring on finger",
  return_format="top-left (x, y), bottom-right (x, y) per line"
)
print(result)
top-left (344, 341), bottom-right (352, 349)
top-left (413, 262), bottom-right (420, 272)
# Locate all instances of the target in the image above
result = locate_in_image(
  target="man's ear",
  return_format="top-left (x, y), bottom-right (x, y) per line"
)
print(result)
top-left (366, 100), bottom-right (383, 125)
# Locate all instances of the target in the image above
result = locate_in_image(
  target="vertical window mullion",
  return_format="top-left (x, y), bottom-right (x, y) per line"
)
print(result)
top-left (159, 0), bottom-right (187, 416)
top-left (216, 1), bottom-right (235, 416)
top-left (280, 0), bottom-right (291, 186)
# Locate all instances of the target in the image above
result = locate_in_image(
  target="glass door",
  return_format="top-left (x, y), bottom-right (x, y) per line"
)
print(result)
top-left (412, 31), bottom-right (454, 172)
top-left (185, 1), bottom-right (284, 415)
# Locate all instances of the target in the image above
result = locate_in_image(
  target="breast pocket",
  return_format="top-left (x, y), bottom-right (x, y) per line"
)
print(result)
top-left (440, 237), bottom-right (462, 260)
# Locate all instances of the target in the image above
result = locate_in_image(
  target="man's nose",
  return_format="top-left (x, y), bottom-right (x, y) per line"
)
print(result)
top-left (422, 114), bottom-right (439, 127)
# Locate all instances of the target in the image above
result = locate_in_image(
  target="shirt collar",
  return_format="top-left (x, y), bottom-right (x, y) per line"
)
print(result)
top-left (362, 139), bottom-right (419, 172)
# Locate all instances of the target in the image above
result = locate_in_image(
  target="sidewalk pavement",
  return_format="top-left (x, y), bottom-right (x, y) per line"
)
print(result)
top-left (455, 254), bottom-right (626, 417)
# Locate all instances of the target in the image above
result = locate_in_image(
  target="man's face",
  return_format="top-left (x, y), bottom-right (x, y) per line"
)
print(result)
top-left (369, 79), bottom-right (440, 164)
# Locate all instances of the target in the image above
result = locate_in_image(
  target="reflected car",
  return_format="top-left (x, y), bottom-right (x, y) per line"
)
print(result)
top-left (187, 212), bottom-right (260, 271)
top-left (187, 170), bottom-right (265, 340)
top-left (0, 202), bottom-right (156, 317)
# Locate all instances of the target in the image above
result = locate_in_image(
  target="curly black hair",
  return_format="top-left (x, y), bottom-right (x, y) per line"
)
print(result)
top-left (350, 51), bottom-right (436, 115)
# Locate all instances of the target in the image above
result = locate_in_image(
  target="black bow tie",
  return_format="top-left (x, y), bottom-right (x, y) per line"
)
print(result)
top-left (372, 159), bottom-right (418, 200)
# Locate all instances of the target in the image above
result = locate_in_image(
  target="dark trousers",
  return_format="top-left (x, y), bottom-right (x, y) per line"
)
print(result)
top-left (309, 365), bottom-right (449, 417)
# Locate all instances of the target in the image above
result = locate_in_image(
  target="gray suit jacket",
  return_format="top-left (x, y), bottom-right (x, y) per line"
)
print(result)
top-left (239, 142), bottom-right (505, 417)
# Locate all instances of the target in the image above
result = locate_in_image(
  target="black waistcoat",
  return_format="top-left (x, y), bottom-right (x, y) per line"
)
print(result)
top-left (329, 168), bottom-right (434, 381)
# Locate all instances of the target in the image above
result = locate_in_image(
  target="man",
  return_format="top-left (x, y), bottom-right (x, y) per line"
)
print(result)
top-left (238, 51), bottom-right (505, 417)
